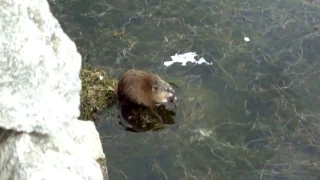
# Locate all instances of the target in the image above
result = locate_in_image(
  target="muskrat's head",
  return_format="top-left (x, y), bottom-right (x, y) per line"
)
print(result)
top-left (151, 78), bottom-right (177, 106)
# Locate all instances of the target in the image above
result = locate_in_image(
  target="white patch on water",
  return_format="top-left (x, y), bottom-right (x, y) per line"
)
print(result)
top-left (164, 52), bottom-right (213, 67)
top-left (190, 128), bottom-right (213, 142)
top-left (244, 37), bottom-right (250, 42)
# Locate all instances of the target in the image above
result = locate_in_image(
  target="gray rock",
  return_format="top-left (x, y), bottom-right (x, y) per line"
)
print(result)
top-left (0, 0), bottom-right (107, 179)
top-left (0, 129), bottom-right (103, 180)
top-left (66, 120), bottom-right (106, 161)
top-left (0, 0), bottom-right (81, 134)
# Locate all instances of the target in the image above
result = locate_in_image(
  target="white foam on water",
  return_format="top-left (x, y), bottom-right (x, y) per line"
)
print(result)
top-left (164, 52), bottom-right (212, 67)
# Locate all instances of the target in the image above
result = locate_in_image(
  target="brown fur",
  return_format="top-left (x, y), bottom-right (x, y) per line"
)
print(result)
top-left (117, 69), bottom-right (174, 107)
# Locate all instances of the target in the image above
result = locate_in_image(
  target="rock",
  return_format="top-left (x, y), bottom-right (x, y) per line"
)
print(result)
top-left (0, 0), bottom-right (81, 134)
top-left (65, 120), bottom-right (106, 160)
top-left (0, 129), bottom-right (103, 180)
top-left (0, 0), bottom-right (107, 179)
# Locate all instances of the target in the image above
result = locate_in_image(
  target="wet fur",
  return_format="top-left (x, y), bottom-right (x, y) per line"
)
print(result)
top-left (117, 69), bottom-right (174, 107)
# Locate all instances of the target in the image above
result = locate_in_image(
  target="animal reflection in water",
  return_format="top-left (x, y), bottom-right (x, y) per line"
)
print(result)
top-left (116, 69), bottom-right (177, 132)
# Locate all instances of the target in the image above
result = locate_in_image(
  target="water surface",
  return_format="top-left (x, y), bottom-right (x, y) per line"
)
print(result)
top-left (49, 0), bottom-right (320, 179)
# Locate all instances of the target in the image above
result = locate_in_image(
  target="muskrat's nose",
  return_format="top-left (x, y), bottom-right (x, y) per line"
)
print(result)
top-left (169, 96), bottom-right (177, 103)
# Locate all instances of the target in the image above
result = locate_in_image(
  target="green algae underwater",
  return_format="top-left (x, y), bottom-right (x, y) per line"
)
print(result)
top-left (50, 0), bottom-right (320, 179)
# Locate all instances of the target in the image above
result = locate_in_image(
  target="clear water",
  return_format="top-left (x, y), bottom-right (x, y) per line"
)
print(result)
top-left (49, 0), bottom-right (320, 179)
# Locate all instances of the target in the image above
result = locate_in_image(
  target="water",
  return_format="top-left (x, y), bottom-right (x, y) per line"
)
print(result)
top-left (49, 0), bottom-right (320, 179)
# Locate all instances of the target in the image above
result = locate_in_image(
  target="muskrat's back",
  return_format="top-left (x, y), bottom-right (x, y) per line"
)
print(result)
top-left (117, 69), bottom-right (176, 107)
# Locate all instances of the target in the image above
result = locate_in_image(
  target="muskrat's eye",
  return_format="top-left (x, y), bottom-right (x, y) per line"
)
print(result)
top-left (152, 85), bottom-right (159, 91)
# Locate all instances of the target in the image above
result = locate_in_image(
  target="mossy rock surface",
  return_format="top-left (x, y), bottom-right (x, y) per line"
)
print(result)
top-left (80, 64), bottom-right (118, 122)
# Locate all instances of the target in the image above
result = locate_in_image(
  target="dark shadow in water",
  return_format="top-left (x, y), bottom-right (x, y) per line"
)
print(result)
top-left (117, 103), bottom-right (176, 133)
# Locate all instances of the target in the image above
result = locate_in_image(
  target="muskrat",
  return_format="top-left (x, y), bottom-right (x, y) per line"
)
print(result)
top-left (117, 69), bottom-right (177, 108)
